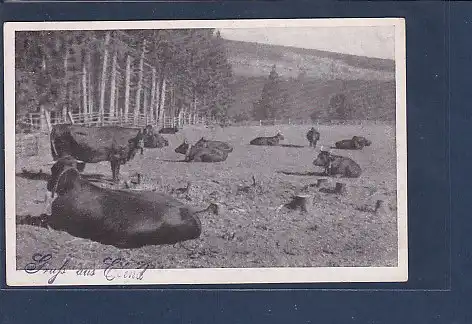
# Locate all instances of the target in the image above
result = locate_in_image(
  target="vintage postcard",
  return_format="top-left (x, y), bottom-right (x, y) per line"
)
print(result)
top-left (4, 18), bottom-right (407, 286)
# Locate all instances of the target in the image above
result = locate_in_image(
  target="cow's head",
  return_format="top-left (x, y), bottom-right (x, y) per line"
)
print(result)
top-left (351, 136), bottom-right (366, 149)
top-left (47, 155), bottom-right (81, 197)
top-left (276, 132), bottom-right (285, 141)
top-left (313, 150), bottom-right (333, 167)
top-left (175, 139), bottom-right (190, 154)
top-left (357, 136), bottom-right (372, 147)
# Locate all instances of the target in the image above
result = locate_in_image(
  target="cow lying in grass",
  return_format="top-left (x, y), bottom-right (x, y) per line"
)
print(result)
top-left (144, 133), bottom-right (169, 148)
top-left (21, 156), bottom-right (216, 249)
top-left (174, 138), bottom-right (232, 162)
top-left (313, 149), bottom-right (362, 178)
top-left (334, 136), bottom-right (372, 150)
top-left (142, 126), bottom-right (169, 148)
top-left (249, 132), bottom-right (285, 146)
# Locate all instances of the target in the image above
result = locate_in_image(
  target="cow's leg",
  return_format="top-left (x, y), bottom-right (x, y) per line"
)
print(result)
top-left (115, 164), bottom-right (121, 181)
top-left (110, 160), bottom-right (119, 182)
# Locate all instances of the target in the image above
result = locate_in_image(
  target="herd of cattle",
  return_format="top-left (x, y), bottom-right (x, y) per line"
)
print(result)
top-left (18, 123), bottom-right (372, 249)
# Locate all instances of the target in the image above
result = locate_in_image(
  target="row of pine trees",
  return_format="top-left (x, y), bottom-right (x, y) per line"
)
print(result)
top-left (15, 29), bottom-right (234, 123)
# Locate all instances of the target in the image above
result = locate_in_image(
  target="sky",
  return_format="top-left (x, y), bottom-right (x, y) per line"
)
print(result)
top-left (219, 26), bottom-right (395, 60)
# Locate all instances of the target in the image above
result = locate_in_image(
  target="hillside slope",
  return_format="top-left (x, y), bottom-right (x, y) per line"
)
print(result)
top-left (224, 39), bottom-right (395, 81)
top-left (223, 39), bottom-right (396, 122)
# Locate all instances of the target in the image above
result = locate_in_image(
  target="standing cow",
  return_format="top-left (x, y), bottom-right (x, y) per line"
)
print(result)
top-left (313, 150), bottom-right (362, 178)
top-left (33, 156), bottom-right (216, 248)
top-left (50, 124), bottom-right (144, 182)
top-left (306, 127), bottom-right (320, 148)
top-left (249, 132), bottom-right (285, 146)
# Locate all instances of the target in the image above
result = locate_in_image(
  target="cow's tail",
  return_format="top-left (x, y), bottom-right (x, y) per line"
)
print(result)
top-left (50, 127), bottom-right (59, 160)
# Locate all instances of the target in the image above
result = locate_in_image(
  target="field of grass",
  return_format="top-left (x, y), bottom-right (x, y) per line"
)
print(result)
top-left (15, 123), bottom-right (398, 270)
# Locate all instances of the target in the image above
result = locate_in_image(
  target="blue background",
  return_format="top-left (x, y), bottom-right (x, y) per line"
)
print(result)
top-left (1, 1), bottom-right (468, 322)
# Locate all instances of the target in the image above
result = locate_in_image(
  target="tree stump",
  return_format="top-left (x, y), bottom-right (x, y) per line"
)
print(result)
top-left (334, 182), bottom-right (347, 195)
top-left (374, 200), bottom-right (385, 214)
top-left (284, 194), bottom-right (312, 213)
top-left (130, 173), bottom-right (142, 185)
top-left (319, 182), bottom-right (347, 195)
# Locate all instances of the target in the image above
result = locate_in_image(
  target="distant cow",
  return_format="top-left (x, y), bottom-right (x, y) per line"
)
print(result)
top-left (177, 137), bottom-right (233, 154)
top-left (158, 126), bottom-right (179, 134)
top-left (38, 156), bottom-right (215, 248)
top-left (175, 140), bottom-right (229, 162)
top-left (144, 133), bottom-right (169, 149)
top-left (313, 150), bottom-right (362, 178)
top-left (142, 125), bottom-right (168, 148)
top-left (335, 136), bottom-right (372, 150)
top-left (306, 127), bottom-right (320, 148)
top-left (50, 124), bottom-right (144, 182)
top-left (249, 132), bottom-right (285, 146)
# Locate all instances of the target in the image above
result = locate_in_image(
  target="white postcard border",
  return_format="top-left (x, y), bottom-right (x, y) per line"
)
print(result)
top-left (4, 18), bottom-right (408, 286)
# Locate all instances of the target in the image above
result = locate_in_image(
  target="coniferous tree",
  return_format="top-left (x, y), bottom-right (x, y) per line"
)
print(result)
top-left (252, 65), bottom-right (288, 120)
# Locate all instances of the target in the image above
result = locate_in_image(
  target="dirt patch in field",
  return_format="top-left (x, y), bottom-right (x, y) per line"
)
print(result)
top-left (15, 124), bottom-right (398, 270)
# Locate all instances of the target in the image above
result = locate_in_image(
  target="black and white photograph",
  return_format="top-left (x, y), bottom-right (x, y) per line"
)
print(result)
top-left (4, 18), bottom-right (407, 286)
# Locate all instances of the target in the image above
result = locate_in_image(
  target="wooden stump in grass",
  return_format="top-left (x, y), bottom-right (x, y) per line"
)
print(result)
top-left (334, 182), bottom-right (347, 195)
top-left (284, 194), bottom-right (313, 213)
top-left (319, 182), bottom-right (347, 195)
top-left (130, 173), bottom-right (142, 185)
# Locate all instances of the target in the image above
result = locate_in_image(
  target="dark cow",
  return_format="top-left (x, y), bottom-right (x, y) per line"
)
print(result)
top-left (306, 127), bottom-right (320, 148)
top-left (40, 156), bottom-right (214, 248)
top-left (249, 132), bottom-right (285, 146)
top-left (158, 126), bottom-right (179, 134)
top-left (50, 124), bottom-right (144, 182)
top-left (313, 150), bottom-right (362, 178)
top-left (175, 137), bottom-right (233, 155)
top-left (196, 137), bottom-right (233, 152)
top-left (175, 141), bottom-right (229, 162)
top-left (144, 133), bottom-right (169, 148)
top-left (142, 125), bottom-right (168, 148)
top-left (335, 136), bottom-right (372, 150)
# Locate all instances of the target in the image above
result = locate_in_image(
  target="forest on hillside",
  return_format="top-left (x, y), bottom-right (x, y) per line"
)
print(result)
top-left (230, 73), bottom-right (396, 123)
top-left (15, 29), bottom-right (234, 122)
top-left (15, 30), bottom-right (395, 126)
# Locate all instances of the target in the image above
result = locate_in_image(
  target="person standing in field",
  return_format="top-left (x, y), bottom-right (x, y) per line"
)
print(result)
top-left (306, 127), bottom-right (320, 148)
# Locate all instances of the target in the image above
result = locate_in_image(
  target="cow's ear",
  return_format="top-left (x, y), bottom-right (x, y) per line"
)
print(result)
top-left (56, 168), bottom-right (79, 195)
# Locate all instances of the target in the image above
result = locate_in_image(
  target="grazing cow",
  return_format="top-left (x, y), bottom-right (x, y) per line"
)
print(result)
top-left (335, 136), bottom-right (372, 150)
top-left (313, 150), bottom-right (362, 178)
top-left (306, 127), bottom-right (320, 148)
top-left (50, 124), bottom-right (144, 182)
top-left (158, 126), bottom-right (179, 134)
top-left (249, 132), bottom-right (285, 146)
top-left (41, 156), bottom-right (213, 248)
top-left (175, 141), bottom-right (229, 162)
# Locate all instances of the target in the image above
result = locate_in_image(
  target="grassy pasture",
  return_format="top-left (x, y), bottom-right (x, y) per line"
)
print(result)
top-left (15, 123), bottom-right (398, 270)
